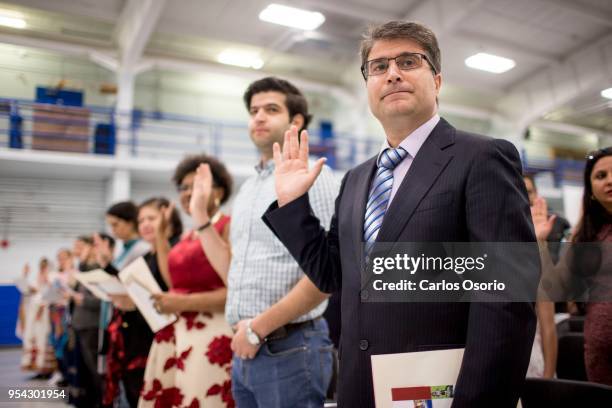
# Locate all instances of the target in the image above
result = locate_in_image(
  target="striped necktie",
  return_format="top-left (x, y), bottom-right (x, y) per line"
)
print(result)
top-left (363, 147), bottom-right (408, 253)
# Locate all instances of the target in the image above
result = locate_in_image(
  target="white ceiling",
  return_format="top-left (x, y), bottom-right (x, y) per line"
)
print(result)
top-left (1, 0), bottom-right (611, 135)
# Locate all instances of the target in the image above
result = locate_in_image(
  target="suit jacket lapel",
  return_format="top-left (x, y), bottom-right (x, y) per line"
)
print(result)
top-left (351, 157), bottom-right (377, 263)
top-left (376, 119), bottom-right (455, 244)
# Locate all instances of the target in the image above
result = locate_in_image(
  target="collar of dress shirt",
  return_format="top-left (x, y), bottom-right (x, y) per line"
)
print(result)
top-left (376, 114), bottom-right (440, 166)
top-left (255, 158), bottom-right (275, 175)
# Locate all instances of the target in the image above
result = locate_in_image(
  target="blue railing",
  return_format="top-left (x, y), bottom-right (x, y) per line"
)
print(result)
top-left (1, 98), bottom-right (588, 181)
top-left (522, 154), bottom-right (585, 187)
top-left (0, 98), bottom-right (379, 170)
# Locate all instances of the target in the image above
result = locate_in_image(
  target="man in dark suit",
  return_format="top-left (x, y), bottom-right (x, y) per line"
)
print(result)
top-left (262, 21), bottom-right (538, 407)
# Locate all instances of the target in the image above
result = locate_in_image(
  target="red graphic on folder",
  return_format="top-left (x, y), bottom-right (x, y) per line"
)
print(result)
top-left (391, 385), bottom-right (453, 408)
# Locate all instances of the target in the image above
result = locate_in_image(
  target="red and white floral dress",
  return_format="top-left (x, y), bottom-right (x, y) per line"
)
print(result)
top-left (139, 215), bottom-right (234, 408)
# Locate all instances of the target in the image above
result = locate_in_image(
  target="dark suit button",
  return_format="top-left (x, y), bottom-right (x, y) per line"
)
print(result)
top-left (360, 290), bottom-right (369, 301)
top-left (359, 339), bottom-right (369, 351)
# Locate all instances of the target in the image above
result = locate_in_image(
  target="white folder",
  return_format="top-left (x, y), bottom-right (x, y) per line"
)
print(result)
top-left (74, 269), bottom-right (125, 301)
top-left (372, 348), bottom-right (522, 408)
top-left (371, 348), bottom-right (464, 408)
top-left (118, 257), bottom-right (176, 332)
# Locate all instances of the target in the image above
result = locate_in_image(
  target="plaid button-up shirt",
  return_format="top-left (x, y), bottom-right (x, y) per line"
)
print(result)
top-left (225, 159), bottom-right (339, 326)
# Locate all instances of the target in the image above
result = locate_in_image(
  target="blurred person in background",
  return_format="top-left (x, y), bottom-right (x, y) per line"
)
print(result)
top-left (137, 196), bottom-right (183, 292)
top-left (524, 174), bottom-right (573, 318)
top-left (73, 234), bottom-right (99, 272)
top-left (16, 263), bottom-right (34, 341)
top-left (94, 201), bottom-right (150, 407)
top-left (523, 178), bottom-right (558, 379)
top-left (20, 257), bottom-right (56, 379)
top-left (139, 155), bottom-right (234, 408)
top-left (97, 201), bottom-right (151, 270)
top-left (67, 234), bottom-right (113, 407)
top-left (93, 196), bottom-right (183, 408)
top-left (523, 174), bottom-right (571, 265)
top-left (47, 248), bottom-right (76, 387)
top-left (534, 147), bottom-right (612, 385)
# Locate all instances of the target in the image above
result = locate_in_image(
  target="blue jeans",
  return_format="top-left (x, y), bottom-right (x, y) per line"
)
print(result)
top-left (232, 318), bottom-right (333, 408)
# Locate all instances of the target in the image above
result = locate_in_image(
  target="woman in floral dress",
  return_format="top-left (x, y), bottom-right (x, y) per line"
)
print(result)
top-left (139, 155), bottom-right (234, 408)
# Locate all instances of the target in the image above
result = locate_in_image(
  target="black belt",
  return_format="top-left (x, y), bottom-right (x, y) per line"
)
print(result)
top-left (265, 317), bottom-right (322, 342)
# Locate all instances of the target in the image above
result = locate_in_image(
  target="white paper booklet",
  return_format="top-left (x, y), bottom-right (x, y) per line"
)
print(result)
top-left (118, 257), bottom-right (176, 332)
top-left (74, 269), bottom-right (126, 301)
top-left (371, 348), bottom-right (464, 408)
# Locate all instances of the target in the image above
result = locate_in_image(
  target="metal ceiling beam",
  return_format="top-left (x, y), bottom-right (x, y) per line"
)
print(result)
top-left (439, 102), bottom-right (496, 122)
top-left (531, 120), bottom-right (611, 139)
top-left (88, 51), bottom-right (119, 72)
top-left (141, 55), bottom-right (354, 102)
top-left (0, 31), bottom-right (122, 73)
top-left (114, 0), bottom-right (166, 68)
top-left (402, 0), bottom-right (486, 39)
top-left (0, 31), bottom-right (114, 58)
top-left (298, 0), bottom-right (398, 23)
top-left (535, 0), bottom-right (612, 29)
top-left (496, 31), bottom-right (612, 129)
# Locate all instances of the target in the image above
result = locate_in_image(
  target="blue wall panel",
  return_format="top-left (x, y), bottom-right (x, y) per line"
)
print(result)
top-left (0, 286), bottom-right (22, 346)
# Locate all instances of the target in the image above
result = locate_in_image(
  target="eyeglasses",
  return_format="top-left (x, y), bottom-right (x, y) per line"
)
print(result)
top-left (586, 147), bottom-right (612, 161)
top-left (361, 52), bottom-right (437, 80)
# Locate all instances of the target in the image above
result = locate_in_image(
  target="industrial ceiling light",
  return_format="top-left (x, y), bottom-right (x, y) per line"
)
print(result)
top-left (259, 4), bottom-right (325, 30)
top-left (601, 87), bottom-right (612, 100)
top-left (217, 49), bottom-right (264, 70)
top-left (465, 52), bottom-right (515, 74)
top-left (0, 10), bottom-right (26, 29)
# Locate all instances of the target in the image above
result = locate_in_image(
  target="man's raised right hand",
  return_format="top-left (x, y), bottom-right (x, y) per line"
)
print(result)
top-left (273, 125), bottom-right (326, 207)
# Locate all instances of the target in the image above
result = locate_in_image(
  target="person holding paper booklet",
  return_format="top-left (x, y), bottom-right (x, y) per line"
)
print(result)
top-left (139, 155), bottom-right (234, 408)
top-left (94, 201), bottom-right (151, 407)
top-left (262, 21), bottom-right (538, 407)
top-left (69, 234), bottom-right (109, 408)
top-left (137, 197), bottom-right (183, 295)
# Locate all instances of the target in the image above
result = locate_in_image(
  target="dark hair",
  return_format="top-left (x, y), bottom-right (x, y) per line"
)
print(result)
top-left (243, 77), bottom-right (312, 131)
top-left (139, 197), bottom-right (183, 241)
top-left (172, 154), bottom-right (233, 204)
top-left (97, 232), bottom-right (116, 250)
top-left (360, 21), bottom-right (441, 78)
top-left (573, 147), bottom-right (612, 243)
top-left (39, 257), bottom-right (49, 269)
top-left (106, 201), bottom-right (139, 230)
top-left (76, 235), bottom-right (93, 246)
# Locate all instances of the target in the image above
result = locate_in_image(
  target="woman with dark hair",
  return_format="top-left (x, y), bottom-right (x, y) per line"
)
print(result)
top-left (97, 198), bottom-right (183, 408)
top-left (94, 201), bottom-right (150, 407)
top-left (137, 197), bottom-right (183, 290)
top-left (101, 201), bottom-right (151, 269)
top-left (139, 154), bottom-right (234, 408)
top-left (534, 147), bottom-right (612, 385)
top-left (68, 234), bottom-right (109, 408)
